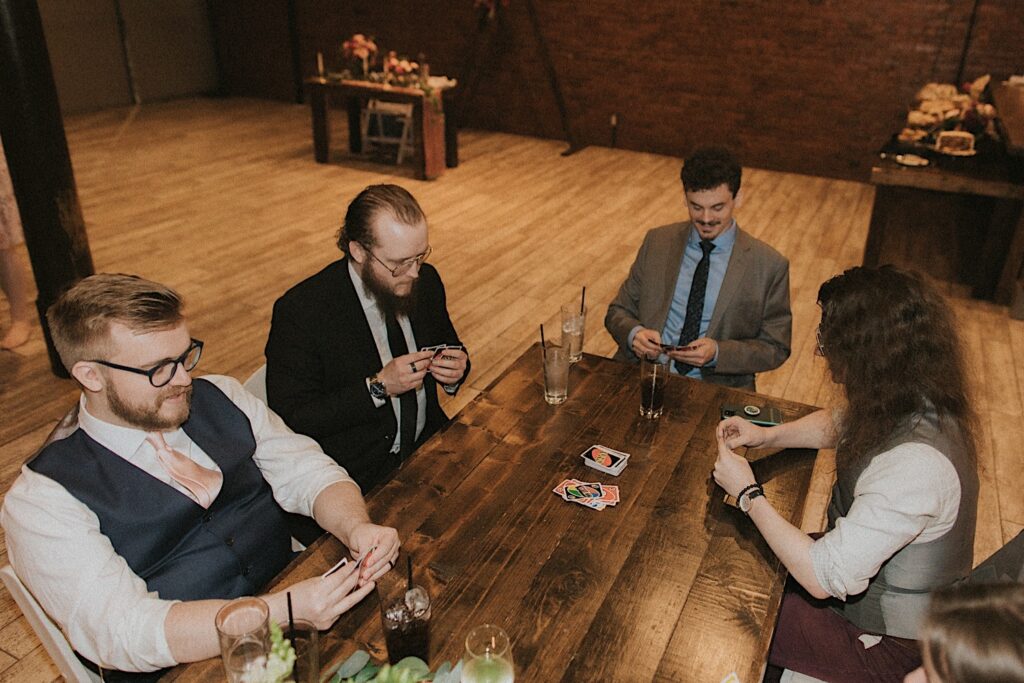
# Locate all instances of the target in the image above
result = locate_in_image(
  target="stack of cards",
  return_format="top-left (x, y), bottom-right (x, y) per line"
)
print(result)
top-left (580, 445), bottom-right (629, 476)
top-left (419, 343), bottom-right (464, 360)
top-left (553, 479), bottom-right (620, 510)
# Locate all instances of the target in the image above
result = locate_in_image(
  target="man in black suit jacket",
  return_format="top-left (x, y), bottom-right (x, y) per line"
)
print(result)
top-left (266, 185), bottom-right (469, 504)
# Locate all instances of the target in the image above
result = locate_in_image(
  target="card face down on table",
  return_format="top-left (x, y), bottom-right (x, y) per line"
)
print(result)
top-left (581, 445), bottom-right (629, 476)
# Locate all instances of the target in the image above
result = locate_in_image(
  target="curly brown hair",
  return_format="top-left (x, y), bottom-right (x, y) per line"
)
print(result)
top-left (816, 265), bottom-right (976, 463)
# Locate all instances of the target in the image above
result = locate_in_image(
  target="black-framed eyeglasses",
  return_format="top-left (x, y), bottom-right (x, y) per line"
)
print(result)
top-left (815, 326), bottom-right (826, 357)
top-left (91, 339), bottom-right (204, 387)
top-left (363, 244), bottom-right (432, 277)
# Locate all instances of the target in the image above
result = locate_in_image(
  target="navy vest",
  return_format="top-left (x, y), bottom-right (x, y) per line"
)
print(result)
top-left (28, 379), bottom-right (293, 603)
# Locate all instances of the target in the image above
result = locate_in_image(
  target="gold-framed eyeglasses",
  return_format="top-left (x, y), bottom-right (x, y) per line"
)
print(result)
top-left (364, 244), bottom-right (432, 277)
top-left (814, 326), bottom-right (826, 357)
top-left (91, 339), bottom-right (204, 387)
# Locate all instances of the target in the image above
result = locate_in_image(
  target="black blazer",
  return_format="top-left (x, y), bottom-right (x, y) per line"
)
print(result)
top-left (265, 258), bottom-right (468, 491)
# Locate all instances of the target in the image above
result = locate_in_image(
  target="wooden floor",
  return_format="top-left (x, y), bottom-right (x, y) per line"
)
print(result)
top-left (0, 98), bottom-right (1020, 680)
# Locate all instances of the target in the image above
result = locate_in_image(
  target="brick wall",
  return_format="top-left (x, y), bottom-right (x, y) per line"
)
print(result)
top-left (212, 0), bottom-right (1024, 181)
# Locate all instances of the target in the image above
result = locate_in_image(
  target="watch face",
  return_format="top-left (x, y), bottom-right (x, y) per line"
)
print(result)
top-left (739, 494), bottom-right (752, 513)
top-left (370, 380), bottom-right (387, 399)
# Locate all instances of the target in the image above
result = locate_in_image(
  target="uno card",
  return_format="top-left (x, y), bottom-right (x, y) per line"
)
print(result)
top-left (582, 446), bottom-right (626, 470)
top-left (553, 479), bottom-right (606, 510)
top-left (563, 481), bottom-right (602, 500)
top-left (581, 445), bottom-right (629, 475)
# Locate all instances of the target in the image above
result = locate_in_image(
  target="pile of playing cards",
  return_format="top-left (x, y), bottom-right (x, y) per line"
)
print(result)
top-left (580, 444), bottom-right (629, 476)
top-left (419, 343), bottom-right (464, 360)
top-left (553, 479), bottom-right (620, 510)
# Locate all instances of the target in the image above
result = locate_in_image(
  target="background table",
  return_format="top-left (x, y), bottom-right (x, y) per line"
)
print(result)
top-left (166, 346), bottom-right (819, 682)
top-left (305, 78), bottom-right (458, 180)
top-left (862, 133), bottom-right (1024, 304)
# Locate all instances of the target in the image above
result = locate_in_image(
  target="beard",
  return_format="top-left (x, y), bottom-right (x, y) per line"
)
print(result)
top-left (108, 382), bottom-right (193, 431)
top-left (361, 262), bottom-right (419, 318)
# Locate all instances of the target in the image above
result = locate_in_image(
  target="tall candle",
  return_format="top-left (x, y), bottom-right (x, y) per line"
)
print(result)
top-left (316, 51), bottom-right (324, 77)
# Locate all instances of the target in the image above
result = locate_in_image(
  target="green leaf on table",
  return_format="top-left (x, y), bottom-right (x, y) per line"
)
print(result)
top-left (393, 657), bottom-right (431, 678)
top-left (336, 650), bottom-right (372, 679)
top-left (352, 663), bottom-right (380, 683)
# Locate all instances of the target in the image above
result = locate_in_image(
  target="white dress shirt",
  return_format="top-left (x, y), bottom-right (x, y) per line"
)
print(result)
top-left (348, 260), bottom-right (427, 452)
top-left (1, 374), bottom-right (355, 672)
top-left (809, 441), bottom-right (962, 600)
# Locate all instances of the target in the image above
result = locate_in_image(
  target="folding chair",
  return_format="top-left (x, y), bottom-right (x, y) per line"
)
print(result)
top-left (360, 99), bottom-right (415, 165)
top-left (0, 564), bottom-right (101, 682)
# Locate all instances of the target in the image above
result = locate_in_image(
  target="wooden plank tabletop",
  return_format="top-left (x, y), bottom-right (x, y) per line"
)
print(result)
top-left (165, 346), bottom-right (819, 682)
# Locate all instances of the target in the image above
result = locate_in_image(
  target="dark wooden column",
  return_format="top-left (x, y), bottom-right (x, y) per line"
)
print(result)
top-left (0, 0), bottom-right (94, 377)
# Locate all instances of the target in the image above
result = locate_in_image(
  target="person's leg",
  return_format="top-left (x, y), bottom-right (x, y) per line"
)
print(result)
top-left (768, 583), bottom-right (921, 683)
top-left (0, 246), bottom-right (33, 349)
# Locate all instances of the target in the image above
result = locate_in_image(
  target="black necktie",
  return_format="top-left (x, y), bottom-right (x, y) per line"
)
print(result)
top-left (384, 314), bottom-right (417, 458)
top-left (674, 239), bottom-right (715, 375)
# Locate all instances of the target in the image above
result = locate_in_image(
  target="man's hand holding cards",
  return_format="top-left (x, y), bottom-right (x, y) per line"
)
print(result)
top-left (581, 445), bottom-right (629, 476)
top-left (419, 344), bottom-right (467, 386)
top-left (553, 478), bottom-right (620, 510)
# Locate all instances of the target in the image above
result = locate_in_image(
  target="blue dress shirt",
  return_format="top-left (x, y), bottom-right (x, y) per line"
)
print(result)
top-left (662, 222), bottom-right (736, 377)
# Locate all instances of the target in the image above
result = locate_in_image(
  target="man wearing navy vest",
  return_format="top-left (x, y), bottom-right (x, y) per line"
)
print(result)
top-left (1, 274), bottom-right (400, 681)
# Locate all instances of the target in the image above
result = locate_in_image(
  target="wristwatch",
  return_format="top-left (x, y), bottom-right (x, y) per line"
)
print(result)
top-left (368, 375), bottom-right (388, 401)
top-left (738, 484), bottom-right (765, 515)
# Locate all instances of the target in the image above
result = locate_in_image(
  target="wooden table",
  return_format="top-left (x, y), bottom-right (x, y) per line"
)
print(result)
top-left (167, 346), bottom-right (820, 682)
top-left (305, 77), bottom-right (458, 180)
top-left (862, 134), bottom-right (1024, 304)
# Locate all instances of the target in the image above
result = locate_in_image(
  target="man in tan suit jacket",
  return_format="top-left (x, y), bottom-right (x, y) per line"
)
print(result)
top-left (605, 147), bottom-right (791, 391)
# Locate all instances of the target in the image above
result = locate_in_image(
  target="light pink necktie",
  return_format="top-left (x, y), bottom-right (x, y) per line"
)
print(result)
top-left (145, 432), bottom-right (223, 508)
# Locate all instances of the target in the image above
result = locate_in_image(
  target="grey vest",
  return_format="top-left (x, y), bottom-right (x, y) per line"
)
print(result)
top-left (827, 411), bottom-right (978, 639)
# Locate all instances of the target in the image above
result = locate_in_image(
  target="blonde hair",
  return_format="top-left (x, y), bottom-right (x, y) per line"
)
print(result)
top-left (46, 274), bottom-right (183, 371)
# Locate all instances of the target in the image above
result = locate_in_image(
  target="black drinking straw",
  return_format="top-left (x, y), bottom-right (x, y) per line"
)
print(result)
top-left (406, 554), bottom-right (414, 591)
top-left (539, 324), bottom-right (547, 360)
top-left (286, 591), bottom-right (295, 642)
top-left (580, 286), bottom-right (586, 315)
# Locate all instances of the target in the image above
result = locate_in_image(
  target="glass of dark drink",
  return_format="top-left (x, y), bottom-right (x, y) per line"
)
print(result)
top-left (379, 575), bottom-right (431, 664)
top-left (640, 355), bottom-right (667, 419)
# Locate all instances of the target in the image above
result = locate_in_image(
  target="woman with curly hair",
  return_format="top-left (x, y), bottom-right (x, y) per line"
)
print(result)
top-left (713, 265), bottom-right (979, 683)
top-left (905, 582), bottom-right (1024, 683)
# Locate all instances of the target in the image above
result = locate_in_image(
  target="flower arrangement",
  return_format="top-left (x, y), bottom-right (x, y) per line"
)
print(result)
top-left (341, 34), bottom-right (379, 78)
top-left (898, 74), bottom-right (997, 150)
top-left (379, 50), bottom-right (423, 88)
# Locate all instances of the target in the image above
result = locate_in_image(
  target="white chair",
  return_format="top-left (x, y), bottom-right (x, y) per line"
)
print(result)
top-left (0, 564), bottom-right (101, 682)
top-left (360, 99), bottom-right (415, 165)
top-left (243, 363), bottom-right (268, 404)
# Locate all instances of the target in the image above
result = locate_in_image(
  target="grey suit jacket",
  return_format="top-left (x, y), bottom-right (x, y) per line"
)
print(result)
top-left (604, 222), bottom-right (792, 389)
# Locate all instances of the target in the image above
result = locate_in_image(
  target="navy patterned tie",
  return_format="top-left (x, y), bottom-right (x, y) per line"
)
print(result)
top-left (674, 239), bottom-right (715, 375)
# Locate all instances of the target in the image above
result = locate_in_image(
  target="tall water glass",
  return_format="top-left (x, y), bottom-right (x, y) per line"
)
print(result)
top-left (560, 304), bottom-right (586, 363)
top-left (543, 345), bottom-right (569, 405)
top-left (215, 597), bottom-right (271, 683)
top-left (461, 624), bottom-right (514, 683)
top-left (639, 355), bottom-right (667, 419)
